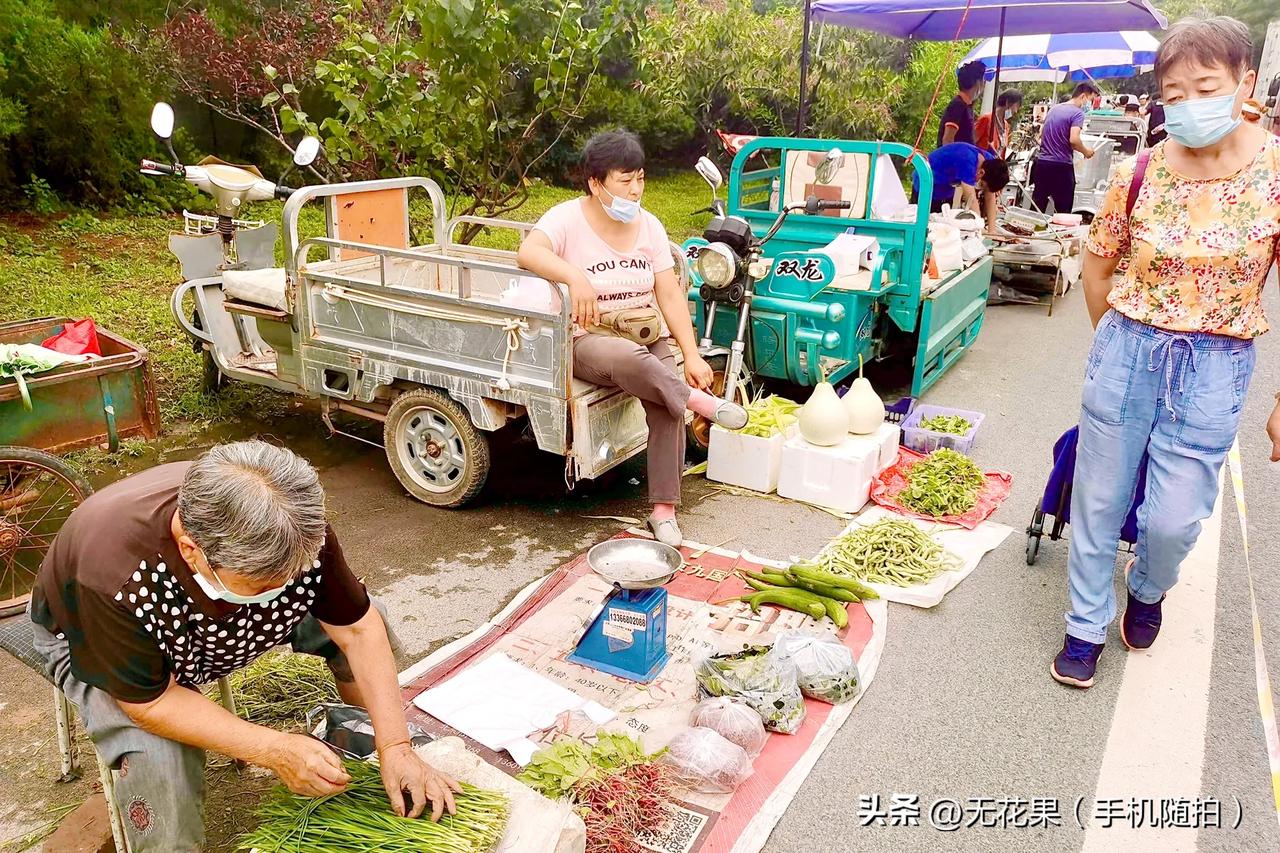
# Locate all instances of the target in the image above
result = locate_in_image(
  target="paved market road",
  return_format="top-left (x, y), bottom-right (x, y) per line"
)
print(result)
top-left (3, 280), bottom-right (1278, 853)
top-left (754, 280), bottom-right (1280, 853)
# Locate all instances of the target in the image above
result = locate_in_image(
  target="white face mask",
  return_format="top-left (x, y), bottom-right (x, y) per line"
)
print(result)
top-left (598, 185), bottom-right (642, 224)
top-left (192, 562), bottom-right (290, 605)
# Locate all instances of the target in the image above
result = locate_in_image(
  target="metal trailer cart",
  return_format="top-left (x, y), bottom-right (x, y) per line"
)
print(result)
top-left (683, 137), bottom-right (993, 399)
top-left (174, 176), bottom-right (682, 508)
top-left (1073, 113), bottom-right (1145, 220)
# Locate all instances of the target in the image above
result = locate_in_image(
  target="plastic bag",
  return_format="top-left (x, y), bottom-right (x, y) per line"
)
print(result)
top-left (660, 727), bottom-right (754, 794)
top-left (690, 697), bottom-right (768, 758)
top-left (771, 631), bottom-right (860, 705)
top-left (41, 318), bottom-right (101, 356)
top-left (695, 645), bottom-right (806, 734)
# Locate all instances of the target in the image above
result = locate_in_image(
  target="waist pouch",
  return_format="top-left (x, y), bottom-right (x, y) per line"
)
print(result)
top-left (587, 307), bottom-right (661, 346)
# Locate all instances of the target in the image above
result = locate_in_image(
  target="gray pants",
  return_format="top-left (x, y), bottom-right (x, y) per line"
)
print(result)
top-left (31, 605), bottom-right (392, 853)
top-left (573, 335), bottom-right (691, 505)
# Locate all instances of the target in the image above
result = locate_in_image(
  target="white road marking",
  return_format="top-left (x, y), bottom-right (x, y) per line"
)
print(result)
top-left (1081, 476), bottom-right (1224, 852)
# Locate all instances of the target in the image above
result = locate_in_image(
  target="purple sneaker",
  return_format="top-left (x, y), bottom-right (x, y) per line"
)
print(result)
top-left (1051, 635), bottom-right (1104, 689)
top-left (1121, 591), bottom-right (1164, 651)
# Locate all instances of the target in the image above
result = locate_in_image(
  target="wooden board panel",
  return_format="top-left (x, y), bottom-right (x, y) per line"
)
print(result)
top-left (329, 188), bottom-right (409, 260)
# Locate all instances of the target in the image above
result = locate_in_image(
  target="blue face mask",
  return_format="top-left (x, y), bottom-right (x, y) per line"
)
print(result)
top-left (192, 562), bottom-right (290, 605)
top-left (598, 185), bottom-right (642, 224)
top-left (1164, 79), bottom-right (1246, 149)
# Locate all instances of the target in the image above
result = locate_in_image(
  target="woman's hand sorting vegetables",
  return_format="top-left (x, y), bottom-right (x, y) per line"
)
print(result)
top-left (377, 742), bottom-right (462, 821)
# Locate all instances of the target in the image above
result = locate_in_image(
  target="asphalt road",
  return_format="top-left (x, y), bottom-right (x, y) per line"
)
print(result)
top-left (3, 279), bottom-right (1279, 852)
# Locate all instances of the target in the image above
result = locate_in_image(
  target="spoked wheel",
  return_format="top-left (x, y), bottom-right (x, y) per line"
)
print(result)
top-left (1026, 507), bottom-right (1046, 566)
top-left (0, 448), bottom-right (92, 617)
top-left (383, 388), bottom-right (490, 508)
top-left (686, 354), bottom-right (756, 460)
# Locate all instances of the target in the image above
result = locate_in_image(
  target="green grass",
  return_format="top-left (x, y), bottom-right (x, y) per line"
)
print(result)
top-left (0, 173), bottom-right (709, 430)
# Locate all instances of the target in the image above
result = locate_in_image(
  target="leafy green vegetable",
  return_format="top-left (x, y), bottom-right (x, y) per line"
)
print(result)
top-left (897, 448), bottom-right (985, 517)
top-left (917, 414), bottom-right (972, 435)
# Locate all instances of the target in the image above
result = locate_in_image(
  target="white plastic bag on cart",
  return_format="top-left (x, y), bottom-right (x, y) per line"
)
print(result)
top-left (771, 631), bottom-right (860, 704)
top-left (689, 697), bottom-right (768, 758)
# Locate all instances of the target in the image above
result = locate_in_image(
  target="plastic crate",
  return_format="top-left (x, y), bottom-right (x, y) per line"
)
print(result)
top-left (901, 404), bottom-right (984, 455)
top-left (885, 396), bottom-right (916, 425)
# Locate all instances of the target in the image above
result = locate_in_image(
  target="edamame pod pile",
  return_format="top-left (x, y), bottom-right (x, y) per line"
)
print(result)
top-left (816, 518), bottom-right (960, 587)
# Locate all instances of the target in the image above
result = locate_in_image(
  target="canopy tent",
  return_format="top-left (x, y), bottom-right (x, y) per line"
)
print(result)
top-left (977, 62), bottom-right (1153, 83)
top-left (798, 0), bottom-right (1167, 134)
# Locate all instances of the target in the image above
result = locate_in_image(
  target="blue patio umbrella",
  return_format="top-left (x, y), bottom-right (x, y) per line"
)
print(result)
top-left (796, 0), bottom-right (1167, 134)
top-left (962, 30), bottom-right (1159, 80)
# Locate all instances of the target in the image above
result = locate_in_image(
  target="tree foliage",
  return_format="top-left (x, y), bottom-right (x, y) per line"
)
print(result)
top-left (272, 0), bottom-right (635, 235)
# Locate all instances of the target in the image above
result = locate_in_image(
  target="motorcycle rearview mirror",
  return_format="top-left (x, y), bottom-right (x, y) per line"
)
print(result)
top-left (695, 156), bottom-right (723, 192)
top-left (294, 135), bottom-right (321, 167)
top-left (150, 103), bottom-right (175, 141)
top-left (814, 148), bottom-right (845, 185)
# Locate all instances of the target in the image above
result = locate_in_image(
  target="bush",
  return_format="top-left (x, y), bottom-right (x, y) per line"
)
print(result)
top-left (0, 0), bottom-right (177, 209)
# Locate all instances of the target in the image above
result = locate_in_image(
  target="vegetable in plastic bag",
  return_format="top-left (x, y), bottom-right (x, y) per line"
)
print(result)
top-left (695, 646), bottom-right (806, 734)
top-left (771, 631), bottom-right (860, 704)
top-left (690, 697), bottom-right (768, 758)
top-left (661, 727), bottom-right (754, 794)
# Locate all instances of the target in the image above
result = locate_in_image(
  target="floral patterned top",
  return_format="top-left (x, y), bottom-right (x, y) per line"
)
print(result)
top-left (1085, 136), bottom-right (1280, 339)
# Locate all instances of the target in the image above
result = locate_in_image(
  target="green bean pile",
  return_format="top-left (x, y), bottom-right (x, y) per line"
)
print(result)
top-left (816, 519), bottom-right (959, 587)
top-left (238, 758), bottom-right (508, 853)
top-left (897, 448), bottom-right (985, 517)
top-left (917, 414), bottom-right (972, 436)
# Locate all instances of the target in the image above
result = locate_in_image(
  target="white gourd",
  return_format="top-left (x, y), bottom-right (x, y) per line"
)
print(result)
top-left (798, 382), bottom-right (849, 446)
top-left (843, 377), bottom-right (886, 435)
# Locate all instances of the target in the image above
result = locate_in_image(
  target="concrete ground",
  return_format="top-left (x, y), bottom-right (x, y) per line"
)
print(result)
top-left (3, 279), bottom-right (1279, 852)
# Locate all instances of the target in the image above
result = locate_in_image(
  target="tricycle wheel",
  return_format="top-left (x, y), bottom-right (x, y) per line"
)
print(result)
top-left (384, 388), bottom-right (490, 508)
top-left (0, 448), bottom-right (93, 618)
top-left (686, 354), bottom-right (755, 460)
top-left (201, 347), bottom-right (225, 394)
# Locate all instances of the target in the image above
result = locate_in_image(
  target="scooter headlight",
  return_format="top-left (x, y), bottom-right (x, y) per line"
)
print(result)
top-left (695, 243), bottom-right (737, 289)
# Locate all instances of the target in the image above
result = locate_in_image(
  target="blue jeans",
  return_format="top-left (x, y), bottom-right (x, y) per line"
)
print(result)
top-left (1065, 311), bottom-right (1255, 645)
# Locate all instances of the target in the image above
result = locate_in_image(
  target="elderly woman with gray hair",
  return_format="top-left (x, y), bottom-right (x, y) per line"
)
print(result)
top-left (29, 440), bottom-right (459, 852)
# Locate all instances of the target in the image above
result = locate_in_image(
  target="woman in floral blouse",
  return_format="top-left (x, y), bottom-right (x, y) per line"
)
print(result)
top-left (1052, 16), bottom-right (1280, 689)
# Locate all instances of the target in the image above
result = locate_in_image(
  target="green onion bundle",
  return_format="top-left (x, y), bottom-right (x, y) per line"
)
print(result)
top-left (917, 414), bottom-right (972, 435)
top-left (238, 758), bottom-right (508, 853)
top-left (897, 448), bottom-right (986, 517)
top-left (816, 519), bottom-right (959, 587)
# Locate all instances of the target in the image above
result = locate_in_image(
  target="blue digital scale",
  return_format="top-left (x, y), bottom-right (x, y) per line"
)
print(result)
top-left (567, 540), bottom-right (681, 683)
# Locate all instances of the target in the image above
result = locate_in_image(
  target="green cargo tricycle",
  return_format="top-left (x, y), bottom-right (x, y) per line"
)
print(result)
top-left (682, 137), bottom-right (992, 449)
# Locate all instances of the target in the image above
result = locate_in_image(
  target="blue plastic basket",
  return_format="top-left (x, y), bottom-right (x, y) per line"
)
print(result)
top-left (901, 404), bottom-right (984, 455)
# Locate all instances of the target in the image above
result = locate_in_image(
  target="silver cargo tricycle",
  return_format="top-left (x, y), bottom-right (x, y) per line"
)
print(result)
top-left (145, 104), bottom-right (677, 507)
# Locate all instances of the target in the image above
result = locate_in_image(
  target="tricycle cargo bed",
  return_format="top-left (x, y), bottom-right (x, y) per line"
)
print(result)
top-left (0, 317), bottom-right (161, 453)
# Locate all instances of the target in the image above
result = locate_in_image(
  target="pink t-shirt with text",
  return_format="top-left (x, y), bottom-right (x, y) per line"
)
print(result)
top-left (532, 198), bottom-right (675, 317)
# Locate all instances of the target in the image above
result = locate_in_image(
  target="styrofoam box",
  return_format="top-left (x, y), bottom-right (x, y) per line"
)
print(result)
top-left (777, 434), bottom-right (879, 513)
top-left (707, 424), bottom-right (795, 493)
top-left (847, 422), bottom-right (901, 472)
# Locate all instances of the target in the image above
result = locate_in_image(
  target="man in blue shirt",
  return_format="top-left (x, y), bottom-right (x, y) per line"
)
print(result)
top-left (914, 142), bottom-right (1010, 234)
top-left (1031, 82), bottom-right (1099, 214)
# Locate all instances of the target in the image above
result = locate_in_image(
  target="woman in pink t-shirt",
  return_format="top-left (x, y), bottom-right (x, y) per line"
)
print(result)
top-left (517, 131), bottom-right (747, 546)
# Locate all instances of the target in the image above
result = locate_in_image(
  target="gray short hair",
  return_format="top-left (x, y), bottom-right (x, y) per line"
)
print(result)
top-left (178, 440), bottom-right (327, 581)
